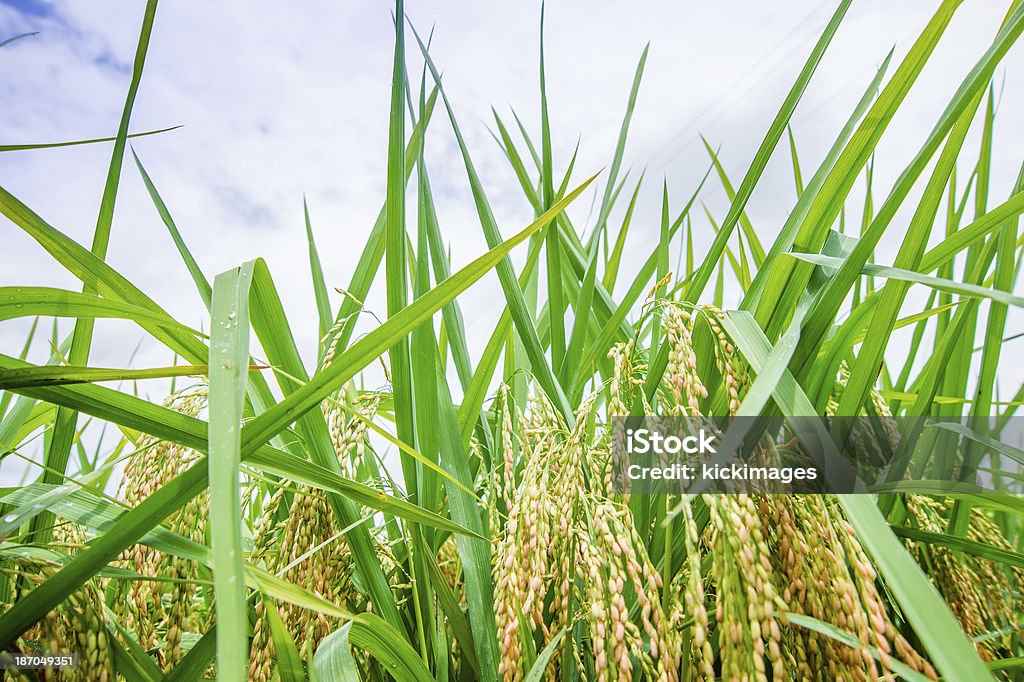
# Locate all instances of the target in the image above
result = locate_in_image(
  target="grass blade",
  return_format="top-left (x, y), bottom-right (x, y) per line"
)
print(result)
top-left (31, 0), bottom-right (160, 545)
top-left (0, 125), bottom-right (180, 153)
top-left (304, 197), bottom-right (334, 345)
top-left (208, 262), bottom-right (255, 681)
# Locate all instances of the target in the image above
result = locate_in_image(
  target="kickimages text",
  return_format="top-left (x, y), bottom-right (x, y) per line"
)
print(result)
top-left (626, 462), bottom-right (819, 484)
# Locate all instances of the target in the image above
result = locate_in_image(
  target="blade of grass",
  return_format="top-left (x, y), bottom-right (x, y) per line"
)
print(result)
top-left (786, 613), bottom-right (932, 682)
top-left (1, 125), bottom-right (180, 153)
top-left (208, 263), bottom-right (254, 682)
top-left (539, 6), bottom-right (566, 377)
top-left (756, 0), bottom-right (968, 338)
top-left (0, 364), bottom-right (213, 390)
top-left (787, 125), bottom-right (803, 197)
top-left (523, 628), bottom-right (566, 682)
top-left (786, 253), bottom-right (1024, 307)
top-left (0, 286), bottom-right (202, 335)
top-left (265, 601), bottom-right (305, 682)
top-left (603, 175), bottom-right (644, 292)
top-left (312, 613), bottom-right (434, 682)
top-left (31, 0), bottom-right (160, 545)
top-left (590, 43), bottom-right (648, 245)
top-left (0, 32), bottom-right (37, 49)
top-left (247, 259), bottom-right (405, 631)
top-left (834, 82), bottom-right (985, 422)
top-left (328, 87), bottom-right (438, 357)
top-left (784, 2), bottom-right (1024, 397)
top-left (386, 0), bottom-right (420, 510)
top-left (890, 525), bottom-right (1024, 569)
top-left (303, 197), bottom-right (334, 343)
top-left (701, 136), bottom-right (765, 265)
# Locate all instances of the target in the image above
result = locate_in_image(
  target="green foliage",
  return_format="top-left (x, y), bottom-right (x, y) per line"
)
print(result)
top-left (2, 1), bottom-right (1024, 680)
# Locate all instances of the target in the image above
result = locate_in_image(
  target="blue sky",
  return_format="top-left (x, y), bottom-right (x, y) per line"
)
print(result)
top-left (2, 1), bottom-right (1024, 481)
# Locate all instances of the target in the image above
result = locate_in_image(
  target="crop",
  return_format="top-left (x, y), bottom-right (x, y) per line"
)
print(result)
top-left (2, 0), bottom-right (1024, 680)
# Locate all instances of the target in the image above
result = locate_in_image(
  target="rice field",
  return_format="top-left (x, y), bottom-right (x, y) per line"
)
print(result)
top-left (2, 0), bottom-right (1024, 680)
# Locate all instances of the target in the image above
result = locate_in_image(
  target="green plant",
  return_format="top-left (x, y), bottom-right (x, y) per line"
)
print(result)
top-left (2, 0), bottom-right (1024, 680)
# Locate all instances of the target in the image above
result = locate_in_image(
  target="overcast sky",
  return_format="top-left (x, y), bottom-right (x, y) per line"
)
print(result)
top-left (2, 1), bottom-right (1024, 481)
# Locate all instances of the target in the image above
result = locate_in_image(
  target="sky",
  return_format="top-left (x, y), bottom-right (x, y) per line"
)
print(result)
top-left (2, 0), bottom-right (1024, 481)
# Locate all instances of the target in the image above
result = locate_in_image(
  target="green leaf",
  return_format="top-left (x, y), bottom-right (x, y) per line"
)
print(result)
top-left (0, 189), bottom-right (209, 364)
top-left (603, 175), bottom-right (643, 291)
top-left (0, 125), bottom-right (181, 153)
top-left (786, 0), bottom-right (1024, 395)
top-left (701, 136), bottom-right (764, 265)
top-left (0, 354), bottom-right (480, 539)
top-left (0, 178), bottom-right (589, 646)
top-left (785, 613), bottom-right (932, 682)
top-left (757, 0), bottom-right (968, 338)
top-left (31, 0), bottom-right (161, 546)
top-left (742, 48), bottom-right (890, 312)
top-left (523, 628), bottom-right (565, 682)
top-left (328, 90), bottom-right (439, 358)
top-left (412, 22), bottom-right (577, 422)
top-left (0, 364), bottom-right (210, 391)
top-left (132, 147), bottom-right (213, 309)
top-left (311, 623), bottom-right (360, 681)
top-left (420, 535), bottom-right (478, 675)
top-left (890, 525), bottom-right (1024, 569)
top-left (105, 611), bottom-right (163, 682)
top-left (304, 197), bottom-right (333, 345)
top-left (0, 32), bottom-right (38, 49)
top-left (0, 286), bottom-right (201, 339)
top-left (208, 262), bottom-right (254, 682)
top-left (165, 628), bottom-right (217, 682)
top-left (431, 346), bottom-right (500, 680)
top-left (265, 600), bottom-right (306, 682)
top-left (592, 43), bottom-right (648, 241)
top-left (248, 257), bottom-right (404, 632)
top-left (312, 614), bottom-right (435, 682)
top-left (787, 253), bottom-right (1024, 308)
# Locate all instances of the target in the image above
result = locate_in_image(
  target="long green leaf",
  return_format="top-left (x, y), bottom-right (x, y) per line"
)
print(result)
top-left (132, 147), bottom-right (213, 309)
top-left (208, 262), bottom-right (254, 681)
top-left (265, 601), bottom-right (306, 682)
top-left (303, 197), bottom-right (333, 342)
top-left (0, 364), bottom-right (210, 391)
top-left (32, 0), bottom-right (160, 545)
top-left (312, 614), bottom-right (434, 682)
top-left (0, 125), bottom-right (180, 153)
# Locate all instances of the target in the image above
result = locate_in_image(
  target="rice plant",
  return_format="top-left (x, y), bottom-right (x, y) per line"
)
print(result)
top-left (2, 0), bottom-right (1024, 680)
